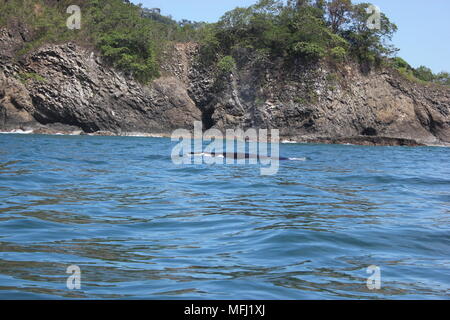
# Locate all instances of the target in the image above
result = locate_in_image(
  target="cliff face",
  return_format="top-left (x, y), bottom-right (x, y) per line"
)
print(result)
top-left (1, 26), bottom-right (450, 146)
top-left (0, 27), bottom-right (201, 135)
top-left (188, 48), bottom-right (450, 146)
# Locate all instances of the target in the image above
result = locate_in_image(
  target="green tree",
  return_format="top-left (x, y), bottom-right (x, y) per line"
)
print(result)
top-left (343, 2), bottom-right (398, 64)
top-left (326, 0), bottom-right (352, 33)
top-left (413, 66), bottom-right (434, 82)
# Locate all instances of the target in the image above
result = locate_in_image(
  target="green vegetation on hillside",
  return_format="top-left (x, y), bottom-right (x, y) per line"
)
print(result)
top-left (391, 57), bottom-right (450, 86)
top-left (0, 0), bottom-right (448, 86)
top-left (200, 0), bottom-right (398, 67)
top-left (0, 0), bottom-right (202, 83)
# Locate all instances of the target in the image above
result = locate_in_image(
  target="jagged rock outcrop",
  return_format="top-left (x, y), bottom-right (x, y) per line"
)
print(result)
top-left (187, 48), bottom-right (450, 146)
top-left (1, 26), bottom-right (449, 146)
top-left (0, 27), bottom-right (201, 135)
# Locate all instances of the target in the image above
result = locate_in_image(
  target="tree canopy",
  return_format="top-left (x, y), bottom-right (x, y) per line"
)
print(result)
top-left (201, 0), bottom-right (398, 65)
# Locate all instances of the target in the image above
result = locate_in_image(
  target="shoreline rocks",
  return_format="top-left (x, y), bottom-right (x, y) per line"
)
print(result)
top-left (1, 27), bottom-right (449, 147)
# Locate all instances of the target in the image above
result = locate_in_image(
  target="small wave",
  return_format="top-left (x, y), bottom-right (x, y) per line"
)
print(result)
top-left (288, 157), bottom-right (307, 161)
top-left (0, 129), bottom-right (34, 134)
top-left (122, 132), bottom-right (166, 138)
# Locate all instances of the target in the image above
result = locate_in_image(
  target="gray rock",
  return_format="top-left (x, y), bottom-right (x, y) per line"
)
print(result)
top-left (0, 29), bottom-right (201, 135)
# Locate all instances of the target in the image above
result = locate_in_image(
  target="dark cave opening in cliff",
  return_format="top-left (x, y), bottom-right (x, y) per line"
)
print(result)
top-left (361, 127), bottom-right (378, 136)
top-left (202, 108), bottom-right (215, 131)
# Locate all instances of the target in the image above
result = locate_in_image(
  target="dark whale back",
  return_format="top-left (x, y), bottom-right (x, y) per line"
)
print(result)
top-left (190, 152), bottom-right (289, 161)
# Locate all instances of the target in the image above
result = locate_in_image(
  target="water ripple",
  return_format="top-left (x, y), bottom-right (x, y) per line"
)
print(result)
top-left (0, 134), bottom-right (449, 299)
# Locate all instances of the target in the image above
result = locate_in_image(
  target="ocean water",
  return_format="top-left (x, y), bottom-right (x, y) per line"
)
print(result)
top-left (0, 133), bottom-right (449, 299)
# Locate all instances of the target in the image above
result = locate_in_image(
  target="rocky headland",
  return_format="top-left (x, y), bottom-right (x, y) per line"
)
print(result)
top-left (1, 26), bottom-right (449, 146)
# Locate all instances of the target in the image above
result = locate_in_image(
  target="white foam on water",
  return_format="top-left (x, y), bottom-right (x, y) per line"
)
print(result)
top-left (288, 157), bottom-right (307, 161)
top-left (0, 129), bottom-right (34, 134)
top-left (123, 132), bottom-right (165, 137)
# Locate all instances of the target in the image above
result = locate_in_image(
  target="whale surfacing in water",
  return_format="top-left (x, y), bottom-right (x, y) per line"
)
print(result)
top-left (189, 152), bottom-right (292, 161)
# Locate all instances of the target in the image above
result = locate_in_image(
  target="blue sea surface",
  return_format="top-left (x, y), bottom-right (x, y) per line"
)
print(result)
top-left (0, 133), bottom-right (449, 299)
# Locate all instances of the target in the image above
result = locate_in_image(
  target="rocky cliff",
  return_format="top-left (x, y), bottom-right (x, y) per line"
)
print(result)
top-left (0, 27), bottom-right (201, 136)
top-left (1, 26), bottom-right (450, 146)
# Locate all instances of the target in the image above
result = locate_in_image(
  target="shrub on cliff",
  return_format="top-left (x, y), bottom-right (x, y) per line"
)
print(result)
top-left (330, 46), bottom-right (347, 62)
top-left (87, 0), bottom-right (162, 82)
top-left (391, 57), bottom-right (411, 70)
top-left (390, 57), bottom-right (450, 86)
top-left (217, 55), bottom-right (236, 74)
top-left (292, 42), bottom-right (326, 61)
top-left (413, 66), bottom-right (435, 83)
top-left (98, 32), bottom-right (159, 82)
